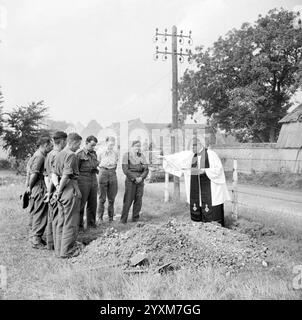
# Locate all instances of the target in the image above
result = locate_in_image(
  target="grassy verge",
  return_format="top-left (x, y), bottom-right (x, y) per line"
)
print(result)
top-left (0, 171), bottom-right (302, 300)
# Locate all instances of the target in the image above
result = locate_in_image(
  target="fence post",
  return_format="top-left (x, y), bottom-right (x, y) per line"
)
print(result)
top-left (164, 172), bottom-right (169, 202)
top-left (232, 159), bottom-right (238, 221)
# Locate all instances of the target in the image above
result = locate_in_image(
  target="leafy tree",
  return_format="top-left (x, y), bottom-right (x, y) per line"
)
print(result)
top-left (179, 8), bottom-right (302, 142)
top-left (3, 101), bottom-right (51, 160)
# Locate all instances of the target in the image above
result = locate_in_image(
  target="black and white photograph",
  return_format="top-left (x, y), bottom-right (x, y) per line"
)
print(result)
top-left (0, 0), bottom-right (302, 304)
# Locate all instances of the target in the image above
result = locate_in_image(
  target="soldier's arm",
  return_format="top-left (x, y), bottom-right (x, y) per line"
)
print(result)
top-left (140, 155), bottom-right (149, 180)
top-left (28, 173), bottom-right (39, 191)
top-left (51, 173), bottom-right (60, 191)
top-left (28, 155), bottom-right (44, 191)
top-left (57, 174), bottom-right (70, 196)
top-left (121, 153), bottom-right (137, 182)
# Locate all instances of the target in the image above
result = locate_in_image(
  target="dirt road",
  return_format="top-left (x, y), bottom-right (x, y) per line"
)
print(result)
top-left (144, 181), bottom-right (302, 215)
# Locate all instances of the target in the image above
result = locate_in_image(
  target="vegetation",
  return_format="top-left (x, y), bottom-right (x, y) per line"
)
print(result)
top-left (0, 174), bottom-right (301, 300)
top-left (179, 8), bottom-right (302, 142)
top-left (1, 101), bottom-right (51, 172)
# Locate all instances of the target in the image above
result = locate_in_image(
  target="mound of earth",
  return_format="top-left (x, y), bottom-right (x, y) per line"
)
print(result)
top-left (70, 219), bottom-right (269, 273)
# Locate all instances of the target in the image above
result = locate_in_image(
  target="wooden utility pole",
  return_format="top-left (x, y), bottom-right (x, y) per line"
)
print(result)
top-left (171, 25), bottom-right (180, 200)
top-left (154, 26), bottom-right (192, 201)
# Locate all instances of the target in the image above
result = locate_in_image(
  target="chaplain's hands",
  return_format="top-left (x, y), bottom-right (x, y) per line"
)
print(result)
top-left (135, 177), bottom-right (143, 184)
top-left (191, 168), bottom-right (205, 175)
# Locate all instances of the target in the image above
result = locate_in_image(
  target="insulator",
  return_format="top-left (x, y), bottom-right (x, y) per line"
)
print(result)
top-left (165, 28), bottom-right (167, 33)
top-left (179, 56), bottom-right (184, 63)
top-left (153, 53), bottom-right (159, 61)
top-left (188, 39), bottom-right (193, 46)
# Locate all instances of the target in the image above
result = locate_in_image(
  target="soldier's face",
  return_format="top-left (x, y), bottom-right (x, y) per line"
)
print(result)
top-left (107, 140), bottom-right (115, 151)
top-left (45, 142), bottom-right (53, 154)
top-left (86, 140), bottom-right (97, 152)
top-left (70, 139), bottom-right (82, 152)
top-left (61, 139), bottom-right (67, 149)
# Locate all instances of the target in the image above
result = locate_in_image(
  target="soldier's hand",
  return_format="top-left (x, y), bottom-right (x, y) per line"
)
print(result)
top-left (43, 192), bottom-right (50, 203)
top-left (26, 186), bottom-right (32, 195)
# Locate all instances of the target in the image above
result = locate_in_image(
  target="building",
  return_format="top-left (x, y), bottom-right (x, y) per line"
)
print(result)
top-left (276, 104), bottom-right (302, 148)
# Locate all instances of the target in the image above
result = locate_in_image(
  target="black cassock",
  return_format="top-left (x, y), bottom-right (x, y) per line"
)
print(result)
top-left (189, 148), bottom-right (224, 226)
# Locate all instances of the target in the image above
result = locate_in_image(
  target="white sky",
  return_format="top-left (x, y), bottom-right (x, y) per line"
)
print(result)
top-left (0, 0), bottom-right (301, 127)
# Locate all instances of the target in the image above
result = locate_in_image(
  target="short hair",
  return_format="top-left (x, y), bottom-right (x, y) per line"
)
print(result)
top-left (53, 131), bottom-right (67, 140)
top-left (37, 136), bottom-right (52, 147)
top-left (67, 132), bottom-right (82, 144)
top-left (131, 140), bottom-right (141, 147)
top-left (86, 135), bottom-right (98, 144)
top-left (106, 136), bottom-right (115, 143)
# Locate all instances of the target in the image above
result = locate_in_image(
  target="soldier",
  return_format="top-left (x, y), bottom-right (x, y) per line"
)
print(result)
top-left (44, 131), bottom-right (67, 251)
top-left (76, 135), bottom-right (99, 230)
top-left (27, 136), bottom-right (53, 249)
top-left (97, 136), bottom-right (119, 223)
top-left (120, 140), bottom-right (149, 224)
top-left (53, 132), bottom-right (82, 258)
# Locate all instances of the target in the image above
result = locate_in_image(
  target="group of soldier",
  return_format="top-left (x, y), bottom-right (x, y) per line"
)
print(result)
top-left (25, 131), bottom-right (149, 258)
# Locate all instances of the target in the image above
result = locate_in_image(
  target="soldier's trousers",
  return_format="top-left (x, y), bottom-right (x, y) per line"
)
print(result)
top-left (120, 178), bottom-right (144, 223)
top-left (46, 195), bottom-right (59, 250)
top-left (28, 179), bottom-right (48, 244)
top-left (78, 174), bottom-right (98, 228)
top-left (55, 180), bottom-right (81, 258)
top-left (97, 169), bottom-right (118, 220)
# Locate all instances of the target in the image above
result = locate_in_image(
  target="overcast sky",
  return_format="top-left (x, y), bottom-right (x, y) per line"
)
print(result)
top-left (0, 0), bottom-right (300, 128)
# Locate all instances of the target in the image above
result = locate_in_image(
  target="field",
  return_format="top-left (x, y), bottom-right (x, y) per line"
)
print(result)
top-left (0, 170), bottom-right (302, 300)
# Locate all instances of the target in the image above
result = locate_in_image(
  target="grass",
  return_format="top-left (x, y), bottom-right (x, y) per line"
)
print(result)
top-left (0, 170), bottom-right (302, 300)
top-left (225, 171), bottom-right (302, 190)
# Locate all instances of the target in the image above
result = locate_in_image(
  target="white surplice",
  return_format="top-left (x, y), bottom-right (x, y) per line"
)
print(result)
top-left (163, 149), bottom-right (231, 206)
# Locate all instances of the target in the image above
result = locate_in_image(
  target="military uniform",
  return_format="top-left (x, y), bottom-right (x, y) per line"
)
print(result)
top-left (27, 150), bottom-right (48, 246)
top-left (44, 149), bottom-right (60, 250)
top-left (53, 148), bottom-right (81, 258)
top-left (120, 152), bottom-right (149, 223)
top-left (76, 148), bottom-right (99, 228)
top-left (97, 148), bottom-right (118, 221)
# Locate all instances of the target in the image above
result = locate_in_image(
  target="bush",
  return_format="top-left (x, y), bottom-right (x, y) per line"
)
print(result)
top-left (0, 158), bottom-right (11, 170)
top-left (8, 157), bottom-right (29, 175)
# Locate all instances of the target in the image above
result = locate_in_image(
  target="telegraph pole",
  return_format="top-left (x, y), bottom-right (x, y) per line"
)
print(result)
top-left (171, 26), bottom-right (180, 200)
top-left (154, 26), bottom-right (192, 201)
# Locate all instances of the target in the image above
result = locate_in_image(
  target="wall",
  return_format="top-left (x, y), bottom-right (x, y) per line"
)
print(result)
top-left (212, 144), bottom-right (302, 174)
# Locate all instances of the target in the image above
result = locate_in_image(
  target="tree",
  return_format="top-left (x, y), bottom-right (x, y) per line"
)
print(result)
top-left (179, 8), bottom-right (302, 142)
top-left (3, 101), bottom-right (50, 160)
